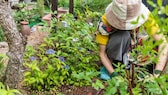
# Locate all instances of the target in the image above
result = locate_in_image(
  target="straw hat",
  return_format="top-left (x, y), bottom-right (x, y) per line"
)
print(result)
top-left (105, 0), bottom-right (150, 30)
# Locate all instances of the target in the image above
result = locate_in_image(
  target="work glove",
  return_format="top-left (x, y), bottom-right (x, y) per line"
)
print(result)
top-left (99, 66), bottom-right (119, 80)
top-left (154, 70), bottom-right (162, 78)
top-left (110, 72), bottom-right (119, 78)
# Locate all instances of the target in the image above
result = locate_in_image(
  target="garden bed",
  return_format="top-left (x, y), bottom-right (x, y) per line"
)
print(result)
top-left (58, 85), bottom-right (106, 95)
top-left (19, 85), bottom-right (106, 95)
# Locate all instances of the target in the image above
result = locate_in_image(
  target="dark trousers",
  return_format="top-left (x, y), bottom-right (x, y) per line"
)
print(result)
top-left (106, 30), bottom-right (155, 74)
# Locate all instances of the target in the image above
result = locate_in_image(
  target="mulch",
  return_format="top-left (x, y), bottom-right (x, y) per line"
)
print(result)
top-left (18, 84), bottom-right (106, 95)
top-left (58, 85), bottom-right (105, 95)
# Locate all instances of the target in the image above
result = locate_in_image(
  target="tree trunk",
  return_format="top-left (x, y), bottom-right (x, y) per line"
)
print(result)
top-left (0, 1), bottom-right (27, 89)
top-left (8, 0), bottom-right (19, 7)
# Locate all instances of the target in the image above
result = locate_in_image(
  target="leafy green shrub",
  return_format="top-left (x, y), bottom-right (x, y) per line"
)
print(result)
top-left (137, 74), bottom-right (168, 95)
top-left (92, 79), bottom-right (105, 90)
top-left (13, 3), bottom-right (42, 28)
top-left (23, 11), bottom-right (101, 91)
top-left (54, 0), bottom-right (112, 13)
top-left (69, 0), bottom-right (112, 12)
top-left (104, 71), bottom-right (168, 95)
top-left (105, 76), bottom-right (129, 95)
top-left (23, 46), bottom-right (69, 90)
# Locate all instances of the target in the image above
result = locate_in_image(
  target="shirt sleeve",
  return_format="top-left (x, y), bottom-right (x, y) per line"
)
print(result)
top-left (143, 13), bottom-right (160, 35)
top-left (102, 14), bottom-right (111, 27)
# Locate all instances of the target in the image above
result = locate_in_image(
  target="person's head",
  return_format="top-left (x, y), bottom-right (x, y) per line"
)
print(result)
top-left (105, 0), bottom-right (150, 30)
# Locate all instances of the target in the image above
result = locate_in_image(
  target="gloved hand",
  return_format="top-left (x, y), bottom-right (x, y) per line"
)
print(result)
top-left (154, 70), bottom-right (162, 78)
top-left (110, 72), bottom-right (119, 78)
top-left (99, 66), bottom-right (119, 80)
top-left (99, 66), bottom-right (111, 80)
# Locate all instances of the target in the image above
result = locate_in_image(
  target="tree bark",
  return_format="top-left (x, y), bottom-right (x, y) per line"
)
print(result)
top-left (0, 1), bottom-right (27, 89)
top-left (8, 0), bottom-right (19, 7)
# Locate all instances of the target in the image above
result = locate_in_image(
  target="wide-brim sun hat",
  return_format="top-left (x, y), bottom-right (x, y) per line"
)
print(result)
top-left (105, 0), bottom-right (150, 30)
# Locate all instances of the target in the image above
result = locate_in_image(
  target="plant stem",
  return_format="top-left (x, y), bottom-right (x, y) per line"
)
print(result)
top-left (125, 69), bottom-right (133, 95)
top-left (131, 63), bottom-right (135, 88)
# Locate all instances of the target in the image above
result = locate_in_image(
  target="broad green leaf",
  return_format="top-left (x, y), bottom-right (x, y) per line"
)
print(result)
top-left (7, 89), bottom-right (21, 95)
top-left (0, 82), bottom-right (5, 89)
top-left (57, 93), bottom-right (65, 95)
top-left (56, 63), bottom-right (61, 71)
top-left (59, 76), bottom-right (64, 84)
top-left (165, 5), bottom-right (168, 16)
top-left (0, 89), bottom-right (7, 95)
top-left (157, 0), bottom-right (162, 7)
top-left (105, 87), bottom-right (117, 95)
top-left (56, 50), bottom-right (62, 56)
top-left (92, 79), bottom-right (104, 90)
top-left (132, 84), bottom-right (142, 95)
top-left (147, 0), bottom-right (156, 7)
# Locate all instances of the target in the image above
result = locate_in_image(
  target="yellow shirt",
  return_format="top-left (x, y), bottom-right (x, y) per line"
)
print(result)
top-left (96, 13), bottom-right (159, 45)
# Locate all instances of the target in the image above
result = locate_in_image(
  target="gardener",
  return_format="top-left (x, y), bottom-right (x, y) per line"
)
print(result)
top-left (96, 0), bottom-right (168, 80)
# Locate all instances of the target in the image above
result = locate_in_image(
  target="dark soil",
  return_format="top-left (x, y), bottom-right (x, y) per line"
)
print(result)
top-left (58, 85), bottom-right (105, 95)
top-left (18, 82), bottom-right (106, 95)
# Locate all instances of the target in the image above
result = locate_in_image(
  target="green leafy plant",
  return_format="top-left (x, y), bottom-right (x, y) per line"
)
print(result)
top-left (70, 71), bottom-right (99, 87)
top-left (13, 3), bottom-right (42, 27)
top-left (57, 93), bottom-right (65, 95)
top-left (74, 0), bottom-right (112, 12)
top-left (23, 12), bottom-right (100, 92)
top-left (105, 76), bottom-right (129, 95)
top-left (13, 3), bottom-right (32, 22)
top-left (0, 82), bottom-right (21, 95)
top-left (92, 79), bottom-right (105, 90)
top-left (56, 0), bottom-right (112, 13)
top-left (136, 74), bottom-right (168, 95)
top-left (23, 47), bottom-right (69, 90)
